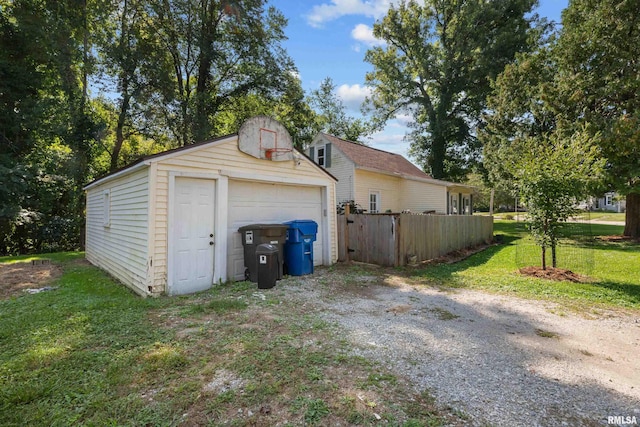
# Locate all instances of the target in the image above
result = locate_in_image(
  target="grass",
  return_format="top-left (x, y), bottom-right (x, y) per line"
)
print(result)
top-left (0, 254), bottom-right (456, 426)
top-left (481, 211), bottom-right (626, 223)
top-left (1, 223), bottom-right (637, 425)
top-left (409, 221), bottom-right (640, 311)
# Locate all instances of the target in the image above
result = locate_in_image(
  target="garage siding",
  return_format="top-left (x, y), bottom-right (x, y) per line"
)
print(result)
top-left (227, 181), bottom-right (324, 280)
top-left (85, 168), bottom-right (149, 295)
top-left (151, 136), bottom-right (337, 289)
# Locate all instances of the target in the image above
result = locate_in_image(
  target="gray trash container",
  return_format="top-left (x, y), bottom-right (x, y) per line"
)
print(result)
top-left (238, 224), bottom-right (288, 282)
top-left (256, 243), bottom-right (279, 289)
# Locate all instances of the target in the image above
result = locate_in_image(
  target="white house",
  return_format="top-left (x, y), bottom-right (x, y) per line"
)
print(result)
top-left (84, 117), bottom-right (338, 296)
top-left (308, 133), bottom-right (473, 214)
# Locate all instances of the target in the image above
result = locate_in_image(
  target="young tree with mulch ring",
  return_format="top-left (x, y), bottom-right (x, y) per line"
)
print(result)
top-left (515, 131), bottom-right (604, 270)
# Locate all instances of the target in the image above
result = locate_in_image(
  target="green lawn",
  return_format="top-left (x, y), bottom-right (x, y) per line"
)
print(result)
top-left (480, 211), bottom-right (626, 223)
top-left (573, 211), bottom-right (626, 222)
top-left (410, 220), bottom-right (640, 311)
top-left (1, 225), bottom-right (637, 425)
top-left (0, 254), bottom-right (455, 426)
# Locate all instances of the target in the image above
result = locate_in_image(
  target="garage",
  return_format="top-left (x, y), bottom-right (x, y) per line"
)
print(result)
top-left (227, 180), bottom-right (325, 281)
top-left (84, 116), bottom-right (337, 296)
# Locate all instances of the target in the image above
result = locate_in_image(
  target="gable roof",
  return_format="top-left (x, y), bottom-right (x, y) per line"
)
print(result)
top-left (316, 133), bottom-right (472, 190)
top-left (84, 133), bottom-right (337, 191)
top-left (318, 133), bottom-right (432, 180)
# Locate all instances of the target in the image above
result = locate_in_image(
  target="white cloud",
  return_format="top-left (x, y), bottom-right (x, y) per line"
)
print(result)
top-left (351, 23), bottom-right (386, 47)
top-left (369, 127), bottom-right (411, 157)
top-left (336, 83), bottom-right (372, 110)
top-left (306, 0), bottom-right (394, 27)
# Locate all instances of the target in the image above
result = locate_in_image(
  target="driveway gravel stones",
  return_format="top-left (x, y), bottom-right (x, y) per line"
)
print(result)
top-left (278, 266), bottom-right (640, 427)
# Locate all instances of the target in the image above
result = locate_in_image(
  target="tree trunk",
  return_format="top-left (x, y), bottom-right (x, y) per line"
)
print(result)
top-left (624, 192), bottom-right (640, 238)
top-left (428, 117), bottom-right (447, 179)
top-left (111, 90), bottom-right (130, 172)
top-left (193, 1), bottom-right (216, 143)
top-left (551, 243), bottom-right (557, 268)
top-left (541, 246), bottom-right (546, 270)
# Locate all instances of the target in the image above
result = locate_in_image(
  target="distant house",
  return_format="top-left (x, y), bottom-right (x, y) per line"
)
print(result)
top-left (585, 192), bottom-right (626, 213)
top-left (308, 133), bottom-right (473, 215)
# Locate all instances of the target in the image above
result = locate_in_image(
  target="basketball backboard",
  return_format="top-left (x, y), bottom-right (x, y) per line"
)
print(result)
top-left (238, 116), bottom-right (294, 161)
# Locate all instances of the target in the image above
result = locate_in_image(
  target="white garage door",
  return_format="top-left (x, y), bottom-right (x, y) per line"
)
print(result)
top-left (228, 179), bottom-right (324, 281)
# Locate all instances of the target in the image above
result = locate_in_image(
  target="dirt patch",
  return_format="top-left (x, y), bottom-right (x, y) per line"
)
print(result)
top-left (519, 266), bottom-right (592, 283)
top-left (0, 261), bottom-right (63, 300)
top-left (413, 242), bottom-right (495, 267)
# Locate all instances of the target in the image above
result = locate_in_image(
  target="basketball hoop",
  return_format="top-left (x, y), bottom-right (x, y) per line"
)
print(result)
top-left (238, 116), bottom-right (294, 161)
top-left (265, 147), bottom-right (293, 161)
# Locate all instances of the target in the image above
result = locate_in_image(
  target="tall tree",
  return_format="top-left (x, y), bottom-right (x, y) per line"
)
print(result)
top-left (147, 0), bottom-right (295, 146)
top-left (555, 0), bottom-right (640, 238)
top-left (364, 0), bottom-right (538, 180)
top-left (484, 0), bottom-right (640, 238)
top-left (210, 73), bottom-right (318, 148)
top-left (98, 0), bottom-right (150, 172)
top-left (0, 0), bottom-right (105, 253)
top-left (308, 77), bottom-right (372, 142)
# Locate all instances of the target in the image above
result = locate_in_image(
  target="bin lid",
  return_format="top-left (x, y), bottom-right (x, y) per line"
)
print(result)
top-left (283, 220), bottom-right (318, 235)
top-left (238, 223), bottom-right (290, 232)
top-left (256, 243), bottom-right (279, 254)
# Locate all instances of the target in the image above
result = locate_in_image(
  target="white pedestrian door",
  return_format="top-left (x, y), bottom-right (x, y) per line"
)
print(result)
top-left (172, 178), bottom-right (215, 295)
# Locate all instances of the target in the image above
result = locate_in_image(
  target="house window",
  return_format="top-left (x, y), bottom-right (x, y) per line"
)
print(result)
top-left (450, 194), bottom-right (458, 214)
top-left (103, 190), bottom-right (111, 227)
top-left (605, 194), bottom-right (613, 206)
top-left (317, 147), bottom-right (325, 167)
top-left (369, 191), bottom-right (380, 213)
top-left (463, 196), bottom-right (470, 215)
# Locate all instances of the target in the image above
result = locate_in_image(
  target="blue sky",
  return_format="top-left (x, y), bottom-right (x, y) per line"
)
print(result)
top-left (269, 0), bottom-right (569, 157)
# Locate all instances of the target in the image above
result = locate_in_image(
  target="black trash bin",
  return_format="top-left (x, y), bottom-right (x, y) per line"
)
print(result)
top-left (238, 224), bottom-right (288, 282)
top-left (256, 243), bottom-right (279, 289)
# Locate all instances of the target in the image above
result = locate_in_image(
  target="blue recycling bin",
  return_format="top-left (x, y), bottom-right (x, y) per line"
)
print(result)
top-left (283, 220), bottom-right (318, 276)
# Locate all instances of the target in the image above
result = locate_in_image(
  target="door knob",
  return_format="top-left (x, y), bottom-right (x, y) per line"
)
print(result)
top-left (210, 233), bottom-right (214, 237)
top-left (209, 241), bottom-right (214, 245)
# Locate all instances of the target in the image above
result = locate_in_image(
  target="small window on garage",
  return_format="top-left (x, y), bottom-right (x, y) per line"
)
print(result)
top-left (103, 190), bottom-right (111, 227)
top-left (369, 191), bottom-right (380, 213)
top-left (605, 194), bottom-right (613, 206)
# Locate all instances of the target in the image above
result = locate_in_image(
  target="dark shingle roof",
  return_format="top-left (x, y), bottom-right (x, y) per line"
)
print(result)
top-left (320, 133), bottom-right (433, 180)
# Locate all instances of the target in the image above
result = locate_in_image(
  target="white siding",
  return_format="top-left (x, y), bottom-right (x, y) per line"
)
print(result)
top-left (309, 138), bottom-right (355, 203)
top-left (152, 137), bottom-right (337, 290)
top-left (354, 169), bottom-right (401, 212)
top-left (227, 180), bottom-right (324, 280)
top-left (400, 179), bottom-right (448, 214)
top-left (85, 168), bottom-right (150, 295)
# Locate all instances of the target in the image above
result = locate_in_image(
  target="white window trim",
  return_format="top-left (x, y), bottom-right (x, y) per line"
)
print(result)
top-left (317, 147), bottom-right (325, 167)
top-left (605, 194), bottom-right (613, 206)
top-left (369, 190), bottom-right (380, 213)
top-left (102, 189), bottom-right (111, 227)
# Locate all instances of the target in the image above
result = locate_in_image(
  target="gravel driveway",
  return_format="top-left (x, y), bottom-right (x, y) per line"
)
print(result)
top-left (280, 266), bottom-right (640, 427)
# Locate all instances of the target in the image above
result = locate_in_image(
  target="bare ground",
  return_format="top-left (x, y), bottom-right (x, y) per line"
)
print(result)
top-left (0, 261), bottom-right (63, 300)
top-left (280, 264), bottom-right (640, 426)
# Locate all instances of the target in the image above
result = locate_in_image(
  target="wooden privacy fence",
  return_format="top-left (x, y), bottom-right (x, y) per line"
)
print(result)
top-left (338, 213), bottom-right (494, 266)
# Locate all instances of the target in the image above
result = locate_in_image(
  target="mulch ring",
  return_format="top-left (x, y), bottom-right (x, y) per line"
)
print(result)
top-left (0, 261), bottom-right (63, 300)
top-left (597, 235), bottom-right (640, 243)
top-left (519, 266), bottom-right (592, 283)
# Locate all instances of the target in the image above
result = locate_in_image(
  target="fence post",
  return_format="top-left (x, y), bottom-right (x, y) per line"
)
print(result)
top-left (344, 204), bottom-right (350, 262)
